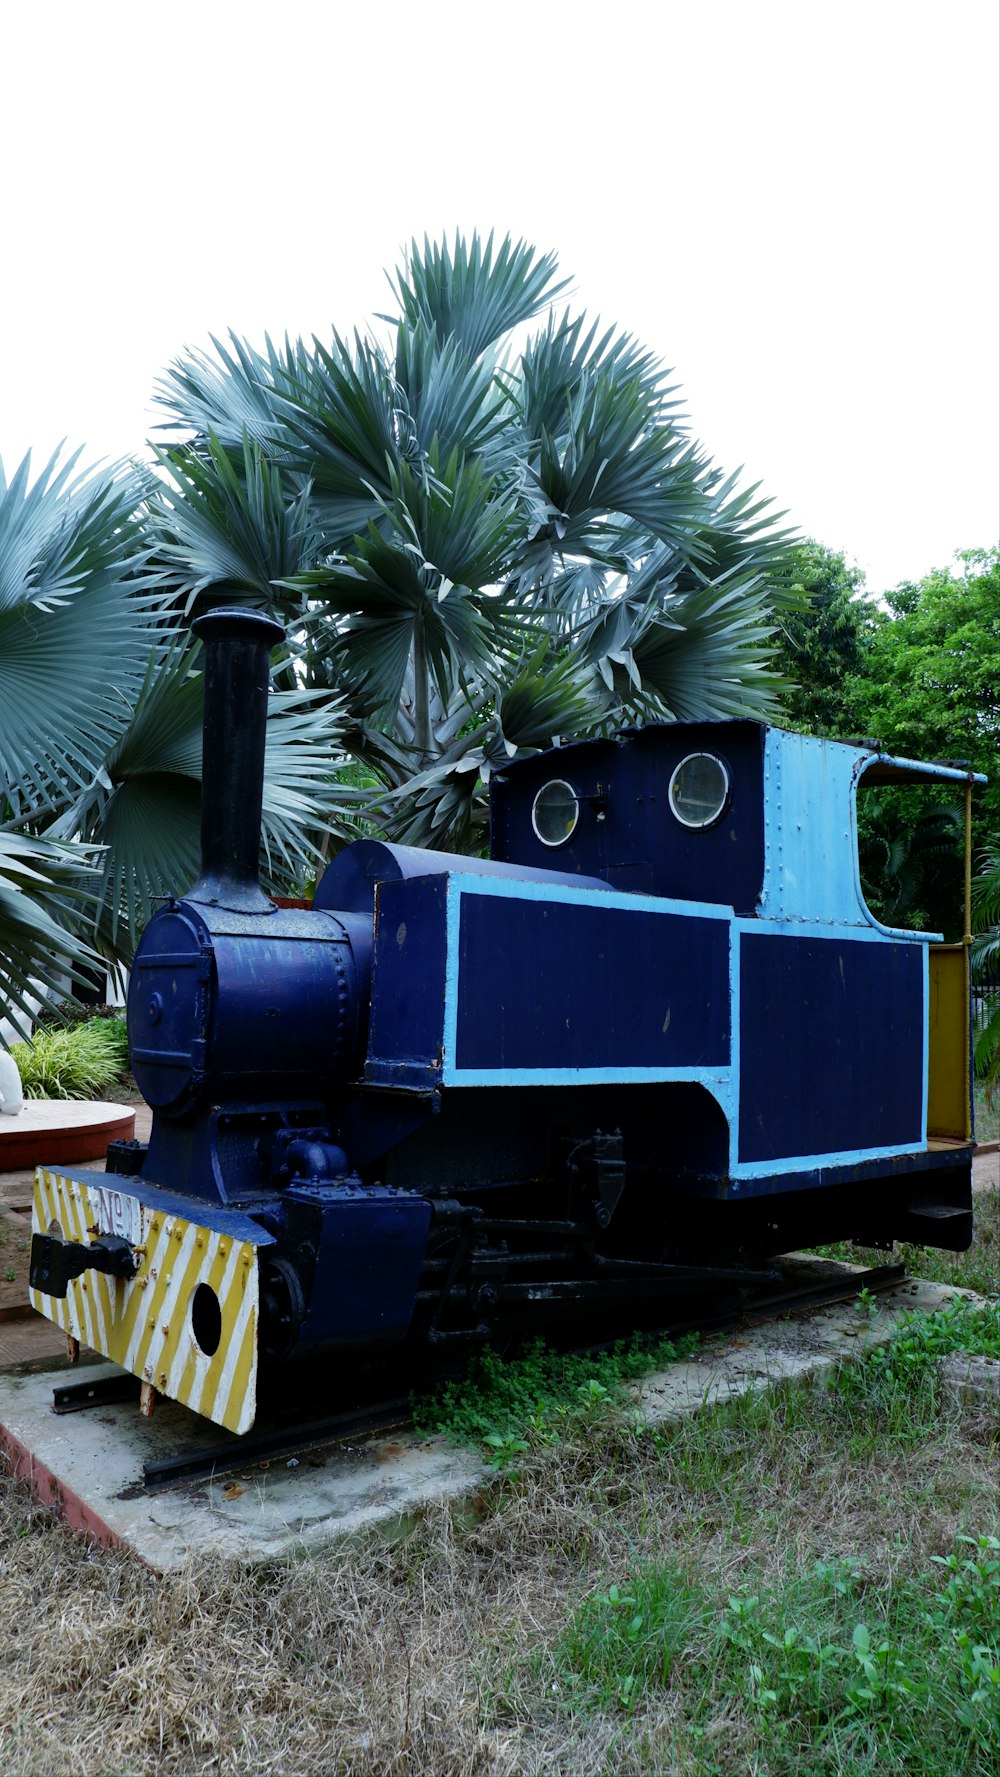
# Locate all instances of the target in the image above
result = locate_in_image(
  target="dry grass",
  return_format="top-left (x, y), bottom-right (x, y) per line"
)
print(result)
top-left (2, 1376), bottom-right (998, 1776)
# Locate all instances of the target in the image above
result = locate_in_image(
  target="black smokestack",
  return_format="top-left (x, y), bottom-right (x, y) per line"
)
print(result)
top-left (188, 606), bottom-right (285, 913)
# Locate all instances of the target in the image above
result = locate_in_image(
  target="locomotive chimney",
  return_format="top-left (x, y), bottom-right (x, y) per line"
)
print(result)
top-left (188, 605), bottom-right (285, 913)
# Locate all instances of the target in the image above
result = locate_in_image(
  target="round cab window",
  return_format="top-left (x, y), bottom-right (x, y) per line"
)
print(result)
top-left (668, 753), bottom-right (730, 829)
top-left (532, 779), bottom-right (579, 847)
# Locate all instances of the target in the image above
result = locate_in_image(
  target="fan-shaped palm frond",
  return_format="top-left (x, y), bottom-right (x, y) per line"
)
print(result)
top-left (388, 231), bottom-right (568, 361)
top-left (570, 548), bottom-right (788, 721)
top-left (0, 833), bottom-right (103, 1045)
top-left (150, 433), bottom-right (319, 615)
top-left (623, 573), bottom-right (788, 721)
top-left (973, 842), bottom-right (1000, 937)
top-left (516, 382), bottom-right (709, 603)
top-left (294, 448), bottom-right (518, 730)
top-left (493, 645), bottom-right (599, 753)
top-left (366, 643), bottom-right (599, 853)
top-left (517, 308), bottom-right (682, 446)
top-left (67, 640), bottom-right (205, 948)
top-left (276, 333), bottom-right (401, 535)
top-left (76, 640), bottom-right (351, 954)
top-left (155, 331), bottom-right (294, 456)
top-left (0, 449), bottom-right (156, 819)
top-left (394, 326), bottom-right (510, 463)
top-left (687, 466), bottom-right (800, 596)
top-left (259, 688), bottom-right (352, 885)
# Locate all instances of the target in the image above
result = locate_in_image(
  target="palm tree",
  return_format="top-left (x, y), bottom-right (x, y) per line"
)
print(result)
top-left (152, 231), bottom-right (798, 853)
top-left (2, 232), bottom-right (800, 1047)
top-left (0, 448), bottom-right (347, 1044)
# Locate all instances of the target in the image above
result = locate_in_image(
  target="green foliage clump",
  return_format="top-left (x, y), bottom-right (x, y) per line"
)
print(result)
top-left (549, 1540), bottom-right (1000, 1766)
top-left (865, 1296), bottom-right (1000, 1383)
top-left (867, 1295), bottom-right (1000, 1376)
top-left (845, 549), bottom-right (999, 801)
top-left (846, 549), bottom-right (1000, 935)
top-left (10, 1016), bottom-right (129, 1100)
top-left (832, 1297), bottom-right (1000, 1442)
top-left (413, 1331), bottom-right (698, 1467)
top-left (774, 543), bottom-right (999, 941)
top-left (714, 1544), bottom-right (1000, 1763)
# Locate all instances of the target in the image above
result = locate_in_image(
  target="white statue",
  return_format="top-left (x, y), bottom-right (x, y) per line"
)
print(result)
top-left (0, 1048), bottom-right (24, 1117)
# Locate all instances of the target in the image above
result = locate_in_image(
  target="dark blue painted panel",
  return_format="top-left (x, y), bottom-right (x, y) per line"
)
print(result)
top-left (290, 1182), bottom-right (431, 1348)
top-left (738, 934), bottom-right (924, 1161)
top-left (490, 720), bottom-right (766, 913)
top-left (364, 875), bottom-right (449, 1088)
top-left (455, 893), bottom-right (731, 1072)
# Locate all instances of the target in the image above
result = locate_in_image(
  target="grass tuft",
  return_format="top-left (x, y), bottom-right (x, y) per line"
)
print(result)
top-left (554, 1557), bottom-right (709, 1714)
top-left (823, 1296), bottom-right (1000, 1463)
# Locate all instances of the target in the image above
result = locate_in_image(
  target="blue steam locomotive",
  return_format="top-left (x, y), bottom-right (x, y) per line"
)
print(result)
top-left (29, 609), bottom-right (983, 1433)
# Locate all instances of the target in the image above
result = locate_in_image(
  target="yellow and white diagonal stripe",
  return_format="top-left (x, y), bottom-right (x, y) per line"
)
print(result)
top-left (30, 1168), bottom-right (260, 1435)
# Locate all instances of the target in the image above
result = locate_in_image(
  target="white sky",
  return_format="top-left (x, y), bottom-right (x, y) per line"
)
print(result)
top-left (2, 0), bottom-right (997, 594)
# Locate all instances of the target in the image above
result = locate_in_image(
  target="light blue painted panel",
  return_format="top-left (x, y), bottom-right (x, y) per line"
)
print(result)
top-left (757, 730), bottom-right (864, 924)
top-left (731, 1140), bottom-right (924, 1183)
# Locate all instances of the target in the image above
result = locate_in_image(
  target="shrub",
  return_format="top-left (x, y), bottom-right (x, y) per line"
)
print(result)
top-left (10, 1016), bottom-right (129, 1100)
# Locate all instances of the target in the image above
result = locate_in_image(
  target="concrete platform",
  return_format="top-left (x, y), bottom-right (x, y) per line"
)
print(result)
top-left (0, 1360), bottom-right (483, 1570)
top-left (0, 1099), bottom-right (135, 1169)
top-left (0, 1271), bottom-right (971, 1573)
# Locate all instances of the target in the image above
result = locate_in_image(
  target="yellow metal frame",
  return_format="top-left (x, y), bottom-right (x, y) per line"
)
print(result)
top-left (926, 780), bottom-right (975, 1143)
top-left (30, 1168), bottom-right (261, 1434)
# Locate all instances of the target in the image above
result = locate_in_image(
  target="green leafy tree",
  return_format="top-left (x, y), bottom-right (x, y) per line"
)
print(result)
top-left (151, 231), bottom-right (800, 853)
top-left (856, 798), bottom-right (965, 937)
top-left (772, 539), bottom-right (873, 735)
top-left (838, 549), bottom-right (999, 938)
top-left (843, 549), bottom-right (999, 828)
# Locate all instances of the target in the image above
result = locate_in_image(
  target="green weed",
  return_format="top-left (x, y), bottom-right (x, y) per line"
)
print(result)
top-left (868, 1295), bottom-right (1000, 1376)
top-left (719, 1547), bottom-right (1000, 1768)
top-left (412, 1331), bottom-right (698, 1465)
top-left (974, 1081), bottom-right (998, 1145)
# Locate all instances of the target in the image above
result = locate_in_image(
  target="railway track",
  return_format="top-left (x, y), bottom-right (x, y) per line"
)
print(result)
top-left (50, 1259), bottom-right (908, 1495)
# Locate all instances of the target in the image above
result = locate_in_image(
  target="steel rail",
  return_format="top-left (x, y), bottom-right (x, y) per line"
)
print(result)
top-left (48, 1261), bottom-right (910, 1493)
